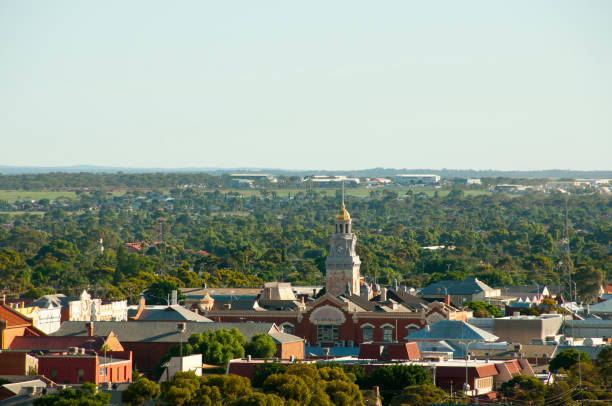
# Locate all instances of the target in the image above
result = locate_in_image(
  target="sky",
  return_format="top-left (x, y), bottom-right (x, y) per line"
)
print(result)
top-left (1, 1), bottom-right (611, 171)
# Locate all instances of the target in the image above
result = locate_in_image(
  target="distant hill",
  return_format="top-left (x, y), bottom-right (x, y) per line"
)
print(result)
top-left (0, 165), bottom-right (610, 179)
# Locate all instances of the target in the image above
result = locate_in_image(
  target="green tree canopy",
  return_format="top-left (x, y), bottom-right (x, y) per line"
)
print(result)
top-left (122, 377), bottom-right (161, 406)
top-left (549, 349), bottom-right (592, 373)
top-left (244, 334), bottom-right (277, 359)
top-left (34, 382), bottom-right (111, 406)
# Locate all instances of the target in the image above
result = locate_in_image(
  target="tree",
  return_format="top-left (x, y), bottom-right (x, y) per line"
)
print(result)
top-left (574, 265), bottom-right (604, 302)
top-left (244, 334), bottom-right (277, 359)
top-left (500, 375), bottom-right (547, 405)
top-left (362, 365), bottom-right (430, 402)
top-left (390, 384), bottom-right (446, 406)
top-left (202, 375), bottom-right (252, 403)
top-left (161, 371), bottom-right (218, 406)
top-left (144, 279), bottom-right (186, 305)
top-left (464, 300), bottom-right (502, 318)
top-left (34, 382), bottom-right (110, 406)
top-left (263, 374), bottom-right (311, 403)
top-left (597, 345), bottom-right (612, 387)
top-left (231, 392), bottom-right (284, 406)
top-left (122, 377), bottom-right (161, 406)
top-left (549, 349), bottom-right (592, 373)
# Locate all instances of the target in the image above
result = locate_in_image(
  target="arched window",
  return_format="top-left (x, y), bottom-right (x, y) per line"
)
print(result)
top-left (406, 324), bottom-right (420, 335)
top-left (381, 323), bottom-right (395, 343)
top-left (361, 323), bottom-right (374, 342)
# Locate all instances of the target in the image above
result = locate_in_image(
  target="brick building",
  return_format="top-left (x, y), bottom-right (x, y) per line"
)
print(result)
top-left (185, 201), bottom-right (468, 349)
top-left (0, 297), bottom-right (45, 349)
top-left (37, 349), bottom-right (132, 385)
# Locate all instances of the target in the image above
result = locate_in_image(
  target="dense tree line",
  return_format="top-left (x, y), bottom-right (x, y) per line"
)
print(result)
top-left (0, 185), bottom-right (610, 302)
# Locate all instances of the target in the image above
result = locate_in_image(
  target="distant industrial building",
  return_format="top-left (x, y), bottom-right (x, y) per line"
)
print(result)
top-left (394, 174), bottom-right (440, 185)
top-left (304, 175), bottom-right (360, 185)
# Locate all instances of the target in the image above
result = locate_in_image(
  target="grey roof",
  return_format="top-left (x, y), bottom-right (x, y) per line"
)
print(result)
top-left (51, 321), bottom-right (277, 343)
top-left (416, 340), bottom-right (455, 353)
top-left (405, 320), bottom-right (499, 342)
top-left (420, 277), bottom-right (492, 296)
top-left (588, 299), bottom-right (612, 314)
top-left (26, 294), bottom-right (69, 309)
top-left (502, 285), bottom-right (563, 297)
top-left (269, 332), bottom-right (303, 344)
top-left (134, 305), bottom-right (212, 322)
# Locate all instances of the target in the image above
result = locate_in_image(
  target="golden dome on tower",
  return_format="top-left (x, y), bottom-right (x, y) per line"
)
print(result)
top-left (336, 202), bottom-right (351, 221)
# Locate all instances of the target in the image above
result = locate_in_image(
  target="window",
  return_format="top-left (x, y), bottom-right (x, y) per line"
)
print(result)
top-left (100, 368), bottom-right (105, 376)
top-left (317, 325), bottom-right (338, 343)
top-left (50, 369), bottom-right (57, 381)
top-left (383, 327), bottom-right (393, 342)
top-left (406, 325), bottom-right (420, 335)
top-left (124, 366), bottom-right (127, 379)
top-left (362, 327), bottom-right (373, 342)
top-left (77, 369), bottom-right (84, 383)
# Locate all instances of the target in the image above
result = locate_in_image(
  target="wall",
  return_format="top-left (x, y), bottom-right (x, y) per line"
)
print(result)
top-left (494, 315), bottom-right (563, 344)
top-left (0, 352), bottom-right (37, 375)
top-left (276, 341), bottom-right (304, 360)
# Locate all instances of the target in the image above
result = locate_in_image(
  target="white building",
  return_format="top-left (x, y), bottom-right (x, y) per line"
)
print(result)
top-left (394, 174), bottom-right (440, 185)
top-left (12, 302), bottom-right (62, 334)
top-left (158, 354), bottom-right (203, 383)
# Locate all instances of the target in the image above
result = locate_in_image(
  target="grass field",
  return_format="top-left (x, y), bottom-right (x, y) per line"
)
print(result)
top-left (0, 187), bottom-right (493, 203)
top-left (0, 211), bottom-right (46, 217)
top-left (0, 190), bottom-right (78, 202)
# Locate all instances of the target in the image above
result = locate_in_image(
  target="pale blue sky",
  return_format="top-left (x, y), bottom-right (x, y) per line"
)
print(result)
top-left (1, 1), bottom-right (610, 170)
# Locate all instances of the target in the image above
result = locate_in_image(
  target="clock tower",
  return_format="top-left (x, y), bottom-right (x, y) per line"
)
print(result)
top-left (325, 199), bottom-right (361, 296)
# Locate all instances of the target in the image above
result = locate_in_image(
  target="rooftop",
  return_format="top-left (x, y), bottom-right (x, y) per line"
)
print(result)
top-left (51, 321), bottom-right (278, 342)
top-left (405, 320), bottom-right (499, 342)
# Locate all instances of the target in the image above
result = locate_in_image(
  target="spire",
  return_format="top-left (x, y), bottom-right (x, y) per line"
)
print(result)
top-left (335, 182), bottom-right (351, 221)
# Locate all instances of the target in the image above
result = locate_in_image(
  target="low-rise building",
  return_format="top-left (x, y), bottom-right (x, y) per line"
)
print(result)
top-left (395, 174), bottom-right (440, 185)
top-left (37, 349), bottom-right (132, 385)
top-left (51, 321), bottom-right (302, 376)
top-left (420, 277), bottom-right (501, 306)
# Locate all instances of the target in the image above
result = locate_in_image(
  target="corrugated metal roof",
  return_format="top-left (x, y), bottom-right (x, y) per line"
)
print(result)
top-left (134, 305), bottom-right (212, 322)
top-left (51, 321), bottom-right (277, 342)
top-left (420, 277), bottom-right (492, 296)
top-left (405, 320), bottom-right (498, 342)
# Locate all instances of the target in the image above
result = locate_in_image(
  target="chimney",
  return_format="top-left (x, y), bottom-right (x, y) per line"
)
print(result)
top-left (444, 295), bottom-right (451, 306)
top-left (171, 290), bottom-right (178, 306)
top-left (381, 288), bottom-right (387, 302)
top-left (1, 294), bottom-right (5, 305)
top-left (86, 322), bottom-right (94, 337)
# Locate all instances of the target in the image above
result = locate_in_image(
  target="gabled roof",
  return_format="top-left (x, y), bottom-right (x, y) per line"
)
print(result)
top-left (26, 294), bottom-right (71, 309)
top-left (420, 277), bottom-right (493, 296)
top-left (588, 299), bottom-right (612, 314)
top-left (405, 320), bottom-right (498, 342)
top-left (9, 336), bottom-right (110, 351)
top-left (268, 332), bottom-right (303, 344)
top-left (131, 305), bottom-right (212, 322)
top-left (51, 321), bottom-right (278, 343)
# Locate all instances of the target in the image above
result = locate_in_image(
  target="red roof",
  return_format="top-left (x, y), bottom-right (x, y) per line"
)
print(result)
top-left (0, 304), bottom-right (34, 327)
top-left (387, 342), bottom-right (420, 360)
top-left (504, 360), bottom-right (521, 375)
top-left (475, 363), bottom-right (500, 377)
top-left (9, 336), bottom-right (107, 351)
top-left (358, 342), bottom-right (420, 361)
